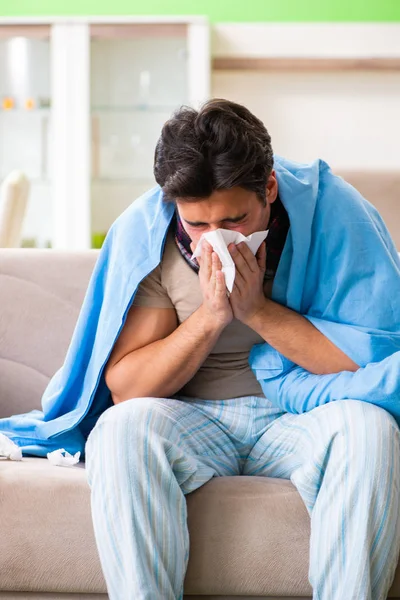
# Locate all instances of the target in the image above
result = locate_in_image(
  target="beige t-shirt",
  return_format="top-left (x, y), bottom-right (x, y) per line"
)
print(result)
top-left (132, 231), bottom-right (272, 400)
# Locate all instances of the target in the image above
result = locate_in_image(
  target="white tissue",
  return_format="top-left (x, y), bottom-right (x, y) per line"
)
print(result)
top-left (47, 448), bottom-right (80, 467)
top-left (0, 433), bottom-right (22, 460)
top-left (191, 228), bottom-right (269, 293)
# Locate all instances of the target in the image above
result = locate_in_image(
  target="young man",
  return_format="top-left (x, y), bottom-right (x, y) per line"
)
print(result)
top-left (85, 99), bottom-right (400, 600)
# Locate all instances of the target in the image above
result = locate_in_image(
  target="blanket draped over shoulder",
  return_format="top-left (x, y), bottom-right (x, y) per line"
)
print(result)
top-left (1, 156), bottom-right (399, 457)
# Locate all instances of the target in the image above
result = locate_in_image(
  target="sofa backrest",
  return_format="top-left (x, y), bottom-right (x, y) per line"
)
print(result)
top-left (0, 249), bottom-right (98, 418)
top-left (338, 171), bottom-right (400, 248)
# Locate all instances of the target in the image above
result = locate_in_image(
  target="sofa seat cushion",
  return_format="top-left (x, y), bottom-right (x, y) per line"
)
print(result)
top-left (0, 457), bottom-right (103, 594)
top-left (1, 458), bottom-right (400, 597)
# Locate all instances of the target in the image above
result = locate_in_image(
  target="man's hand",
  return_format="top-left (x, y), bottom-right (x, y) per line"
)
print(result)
top-left (228, 241), bottom-right (267, 326)
top-left (193, 240), bottom-right (233, 329)
top-left (227, 241), bottom-right (360, 375)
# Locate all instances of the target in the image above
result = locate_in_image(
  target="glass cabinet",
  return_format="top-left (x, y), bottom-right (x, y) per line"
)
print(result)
top-left (0, 25), bottom-right (52, 248)
top-left (0, 17), bottom-right (210, 249)
top-left (90, 23), bottom-right (191, 247)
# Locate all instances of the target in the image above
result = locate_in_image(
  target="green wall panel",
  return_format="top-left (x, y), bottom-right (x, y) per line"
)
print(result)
top-left (1, 0), bottom-right (400, 22)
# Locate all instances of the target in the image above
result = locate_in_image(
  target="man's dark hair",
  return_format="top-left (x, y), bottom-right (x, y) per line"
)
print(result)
top-left (154, 98), bottom-right (274, 205)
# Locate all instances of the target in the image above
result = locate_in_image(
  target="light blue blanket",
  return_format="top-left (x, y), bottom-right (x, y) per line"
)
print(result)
top-left (1, 156), bottom-right (400, 457)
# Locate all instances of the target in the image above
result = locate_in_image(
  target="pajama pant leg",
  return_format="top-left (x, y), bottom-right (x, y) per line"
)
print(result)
top-left (85, 396), bottom-right (250, 600)
top-left (243, 398), bottom-right (400, 600)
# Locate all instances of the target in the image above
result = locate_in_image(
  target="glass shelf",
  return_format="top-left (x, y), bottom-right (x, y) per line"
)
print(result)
top-left (26, 177), bottom-right (50, 184)
top-left (91, 105), bottom-right (178, 113)
top-left (0, 109), bottom-right (51, 181)
top-left (0, 108), bottom-right (51, 114)
top-left (92, 176), bottom-right (155, 183)
top-left (91, 110), bottom-right (168, 180)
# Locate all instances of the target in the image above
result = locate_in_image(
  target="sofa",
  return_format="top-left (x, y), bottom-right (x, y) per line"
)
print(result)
top-left (1, 247), bottom-right (400, 600)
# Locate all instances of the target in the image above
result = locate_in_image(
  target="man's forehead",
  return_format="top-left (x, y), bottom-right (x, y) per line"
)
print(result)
top-left (181, 212), bottom-right (248, 227)
top-left (176, 188), bottom-right (257, 223)
top-left (177, 205), bottom-right (248, 225)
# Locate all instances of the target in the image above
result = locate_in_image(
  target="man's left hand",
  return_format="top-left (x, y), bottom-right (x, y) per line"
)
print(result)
top-left (228, 241), bottom-right (267, 326)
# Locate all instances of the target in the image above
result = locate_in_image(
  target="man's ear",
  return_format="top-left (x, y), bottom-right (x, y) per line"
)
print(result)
top-left (266, 170), bottom-right (278, 204)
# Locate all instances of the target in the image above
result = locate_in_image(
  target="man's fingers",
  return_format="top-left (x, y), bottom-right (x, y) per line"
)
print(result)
top-left (229, 243), bottom-right (255, 278)
top-left (215, 269), bottom-right (227, 296)
top-left (201, 241), bottom-right (213, 280)
top-left (256, 242), bottom-right (267, 272)
top-left (238, 243), bottom-right (259, 273)
top-left (213, 251), bottom-right (223, 271)
top-left (210, 251), bottom-right (218, 292)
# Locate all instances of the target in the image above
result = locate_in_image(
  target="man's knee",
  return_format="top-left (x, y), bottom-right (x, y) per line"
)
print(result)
top-left (85, 397), bottom-right (175, 479)
top-left (87, 396), bottom-right (176, 449)
top-left (323, 399), bottom-right (399, 451)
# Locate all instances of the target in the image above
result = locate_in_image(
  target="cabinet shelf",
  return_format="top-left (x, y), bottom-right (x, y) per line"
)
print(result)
top-left (0, 16), bottom-right (210, 249)
top-left (92, 177), bottom-right (155, 184)
top-left (0, 108), bottom-right (50, 114)
top-left (0, 176), bottom-right (50, 183)
top-left (91, 105), bottom-right (177, 114)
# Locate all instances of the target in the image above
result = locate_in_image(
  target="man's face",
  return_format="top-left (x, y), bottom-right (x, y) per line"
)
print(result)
top-left (176, 172), bottom-right (278, 249)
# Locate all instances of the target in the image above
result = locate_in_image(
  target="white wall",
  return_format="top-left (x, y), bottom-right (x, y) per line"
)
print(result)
top-left (212, 70), bottom-right (400, 170)
top-left (212, 24), bottom-right (400, 171)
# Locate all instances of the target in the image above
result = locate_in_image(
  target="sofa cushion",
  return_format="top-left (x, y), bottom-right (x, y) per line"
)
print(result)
top-left (0, 458), bottom-right (103, 594)
top-left (0, 250), bottom-right (98, 418)
top-left (1, 458), bottom-right (400, 597)
top-left (0, 458), bottom-right (311, 596)
top-left (0, 596), bottom-right (310, 600)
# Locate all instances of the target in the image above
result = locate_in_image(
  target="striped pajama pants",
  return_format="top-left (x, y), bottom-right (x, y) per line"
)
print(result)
top-left (85, 395), bottom-right (400, 600)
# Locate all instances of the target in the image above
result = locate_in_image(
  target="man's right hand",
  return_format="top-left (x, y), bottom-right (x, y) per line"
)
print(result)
top-left (194, 240), bottom-right (233, 329)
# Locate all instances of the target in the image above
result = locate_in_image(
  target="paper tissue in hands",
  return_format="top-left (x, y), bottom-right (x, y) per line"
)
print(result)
top-left (191, 229), bottom-right (269, 293)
